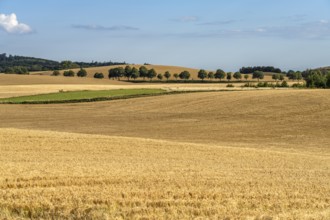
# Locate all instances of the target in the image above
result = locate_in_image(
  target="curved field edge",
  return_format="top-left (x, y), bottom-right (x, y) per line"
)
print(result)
top-left (0, 89), bottom-right (167, 104)
top-left (0, 89), bottom-right (242, 104)
top-left (0, 128), bottom-right (329, 219)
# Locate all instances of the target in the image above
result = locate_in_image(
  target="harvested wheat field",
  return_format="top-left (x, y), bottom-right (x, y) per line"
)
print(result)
top-left (0, 89), bottom-right (329, 219)
top-left (0, 128), bottom-right (329, 219)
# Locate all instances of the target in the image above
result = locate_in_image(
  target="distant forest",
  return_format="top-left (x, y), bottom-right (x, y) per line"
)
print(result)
top-left (0, 53), bottom-right (126, 74)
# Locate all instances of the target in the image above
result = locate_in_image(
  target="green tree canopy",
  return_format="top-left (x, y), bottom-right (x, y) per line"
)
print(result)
top-left (227, 72), bottom-right (232, 81)
top-left (94, 72), bottom-right (104, 79)
top-left (233, 72), bottom-right (242, 80)
top-left (63, 70), bottom-right (75, 77)
top-left (164, 71), bottom-right (171, 81)
top-left (179, 71), bottom-right (190, 80)
top-left (215, 69), bottom-right (226, 81)
top-left (252, 71), bottom-right (264, 81)
top-left (208, 72), bottom-right (215, 80)
top-left (147, 69), bottom-right (157, 81)
top-left (198, 69), bottom-right (208, 81)
top-left (77, 68), bottom-right (87, 77)
top-left (139, 66), bottom-right (148, 80)
top-left (157, 73), bottom-right (163, 81)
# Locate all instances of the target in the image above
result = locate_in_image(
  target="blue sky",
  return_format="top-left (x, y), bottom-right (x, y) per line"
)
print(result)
top-left (1, 0), bottom-right (330, 71)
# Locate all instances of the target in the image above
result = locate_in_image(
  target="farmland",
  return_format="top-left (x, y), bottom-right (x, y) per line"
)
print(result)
top-left (0, 79), bottom-right (329, 219)
top-left (0, 89), bottom-right (166, 104)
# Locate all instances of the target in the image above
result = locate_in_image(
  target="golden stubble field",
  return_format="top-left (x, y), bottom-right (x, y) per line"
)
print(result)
top-left (0, 88), bottom-right (329, 219)
top-left (0, 128), bottom-right (329, 219)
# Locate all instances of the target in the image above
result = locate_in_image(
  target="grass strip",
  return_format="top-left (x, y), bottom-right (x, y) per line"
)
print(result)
top-left (0, 89), bottom-right (243, 104)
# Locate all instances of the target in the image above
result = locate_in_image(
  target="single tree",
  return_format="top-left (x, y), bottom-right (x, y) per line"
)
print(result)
top-left (253, 71), bottom-right (264, 81)
top-left (52, 70), bottom-right (60, 76)
top-left (226, 72), bottom-right (232, 81)
top-left (179, 71), bottom-right (191, 80)
top-left (124, 66), bottom-right (133, 81)
top-left (63, 70), bottom-right (75, 77)
top-left (147, 69), bottom-right (157, 81)
top-left (164, 71), bottom-right (171, 81)
top-left (279, 74), bottom-right (285, 81)
top-left (173, 73), bottom-right (179, 80)
top-left (244, 74), bottom-right (249, 81)
top-left (77, 68), bottom-right (87, 77)
top-left (208, 72), bottom-right (215, 80)
top-left (139, 66), bottom-right (148, 80)
top-left (94, 72), bottom-right (104, 79)
top-left (198, 69), bottom-right (208, 81)
top-left (233, 72), bottom-right (242, 81)
top-left (281, 80), bottom-right (289, 87)
top-left (157, 73), bottom-right (163, 81)
top-left (215, 69), bottom-right (226, 81)
top-left (131, 67), bottom-right (140, 80)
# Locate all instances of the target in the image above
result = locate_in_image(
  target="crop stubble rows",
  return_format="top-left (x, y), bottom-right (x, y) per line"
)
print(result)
top-left (0, 89), bottom-right (329, 219)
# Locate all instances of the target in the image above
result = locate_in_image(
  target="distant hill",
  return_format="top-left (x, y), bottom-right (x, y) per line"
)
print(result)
top-left (0, 53), bottom-right (126, 73)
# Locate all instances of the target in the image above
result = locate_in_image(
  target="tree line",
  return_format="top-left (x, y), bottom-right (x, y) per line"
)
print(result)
top-left (49, 64), bottom-right (330, 89)
top-left (108, 66), bottom-right (192, 81)
top-left (54, 66), bottom-right (270, 82)
top-left (0, 53), bottom-right (126, 74)
top-left (239, 66), bottom-right (282, 74)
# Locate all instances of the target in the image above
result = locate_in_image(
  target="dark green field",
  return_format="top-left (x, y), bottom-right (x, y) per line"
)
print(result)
top-left (0, 89), bottom-right (166, 104)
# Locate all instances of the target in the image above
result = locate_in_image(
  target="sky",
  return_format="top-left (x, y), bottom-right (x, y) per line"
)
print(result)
top-left (0, 0), bottom-right (330, 71)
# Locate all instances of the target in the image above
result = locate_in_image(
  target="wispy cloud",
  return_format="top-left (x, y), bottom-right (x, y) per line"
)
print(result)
top-left (197, 20), bottom-right (238, 26)
top-left (283, 14), bottom-right (308, 22)
top-left (174, 16), bottom-right (199, 23)
top-left (0, 13), bottom-right (32, 34)
top-left (174, 19), bottom-right (330, 40)
top-left (72, 24), bottom-right (139, 31)
top-left (253, 20), bottom-right (330, 39)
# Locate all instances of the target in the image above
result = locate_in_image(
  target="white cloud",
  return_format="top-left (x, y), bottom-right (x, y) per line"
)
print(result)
top-left (0, 13), bottom-right (32, 34)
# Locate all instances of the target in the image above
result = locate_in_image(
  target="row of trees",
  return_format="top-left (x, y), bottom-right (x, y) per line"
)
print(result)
top-left (286, 70), bottom-right (303, 81)
top-left (2, 66), bottom-right (29, 74)
top-left (56, 66), bottom-right (268, 82)
top-left (108, 66), bottom-right (192, 81)
top-left (197, 69), bottom-right (266, 81)
top-left (53, 68), bottom-right (88, 77)
top-left (239, 66), bottom-right (282, 74)
top-left (107, 66), bottom-right (268, 82)
top-left (53, 65), bottom-right (330, 89)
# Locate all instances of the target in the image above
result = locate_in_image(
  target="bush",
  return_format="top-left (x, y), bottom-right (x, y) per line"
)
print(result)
top-left (257, 82), bottom-right (270, 87)
top-left (94, 72), bottom-right (104, 79)
top-left (292, 83), bottom-right (306, 88)
top-left (281, 81), bottom-right (289, 87)
top-left (242, 83), bottom-right (256, 88)
top-left (77, 68), bottom-right (87, 77)
top-left (52, 70), bottom-right (60, 76)
top-left (226, 84), bottom-right (234, 88)
top-left (63, 70), bottom-right (75, 77)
